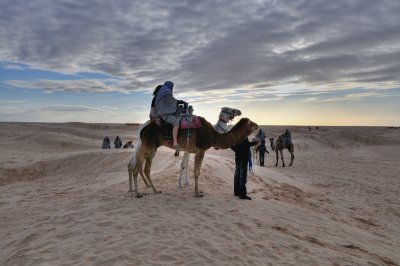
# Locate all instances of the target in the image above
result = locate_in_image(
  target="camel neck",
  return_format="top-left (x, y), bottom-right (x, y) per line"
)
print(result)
top-left (213, 123), bottom-right (248, 149)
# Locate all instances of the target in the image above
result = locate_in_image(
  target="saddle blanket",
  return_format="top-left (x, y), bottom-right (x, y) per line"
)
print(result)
top-left (180, 116), bottom-right (202, 129)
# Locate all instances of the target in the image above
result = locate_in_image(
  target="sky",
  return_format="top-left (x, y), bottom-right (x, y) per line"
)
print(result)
top-left (0, 0), bottom-right (399, 126)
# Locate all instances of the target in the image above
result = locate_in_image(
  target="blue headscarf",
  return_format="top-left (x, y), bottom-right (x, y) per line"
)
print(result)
top-left (155, 81), bottom-right (174, 106)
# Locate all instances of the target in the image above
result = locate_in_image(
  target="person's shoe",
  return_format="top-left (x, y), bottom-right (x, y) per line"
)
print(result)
top-left (239, 195), bottom-right (252, 200)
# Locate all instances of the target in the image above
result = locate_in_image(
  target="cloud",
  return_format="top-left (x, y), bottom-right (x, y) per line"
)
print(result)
top-left (0, 0), bottom-right (399, 96)
top-left (0, 63), bottom-right (28, 71)
top-left (37, 105), bottom-right (111, 113)
top-left (4, 79), bottom-right (130, 93)
top-left (297, 87), bottom-right (400, 103)
top-left (0, 99), bottom-right (30, 104)
top-left (0, 103), bottom-right (134, 122)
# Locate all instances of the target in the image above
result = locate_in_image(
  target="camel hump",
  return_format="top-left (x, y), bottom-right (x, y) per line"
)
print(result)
top-left (139, 120), bottom-right (156, 140)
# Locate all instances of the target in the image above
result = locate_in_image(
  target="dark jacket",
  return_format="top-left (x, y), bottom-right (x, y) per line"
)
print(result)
top-left (284, 130), bottom-right (291, 140)
top-left (256, 143), bottom-right (267, 155)
top-left (231, 138), bottom-right (258, 160)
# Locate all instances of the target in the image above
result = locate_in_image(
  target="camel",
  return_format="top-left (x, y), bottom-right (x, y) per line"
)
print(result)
top-left (178, 107), bottom-right (242, 188)
top-left (250, 129), bottom-right (266, 165)
top-left (128, 117), bottom-right (258, 198)
top-left (250, 139), bottom-right (260, 164)
top-left (269, 135), bottom-right (294, 167)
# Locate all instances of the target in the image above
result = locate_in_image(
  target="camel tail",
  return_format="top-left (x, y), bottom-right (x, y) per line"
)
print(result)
top-left (127, 120), bottom-right (150, 170)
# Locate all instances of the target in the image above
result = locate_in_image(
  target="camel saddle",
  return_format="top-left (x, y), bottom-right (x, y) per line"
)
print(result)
top-left (180, 115), bottom-right (202, 130)
top-left (155, 116), bottom-right (202, 140)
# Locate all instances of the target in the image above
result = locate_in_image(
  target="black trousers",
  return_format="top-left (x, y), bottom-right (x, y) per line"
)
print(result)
top-left (259, 152), bottom-right (265, 166)
top-left (234, 158), bottom-right (248, 196)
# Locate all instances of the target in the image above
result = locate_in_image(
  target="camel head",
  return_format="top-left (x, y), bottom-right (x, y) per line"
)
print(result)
top-left (269, 138), bottom-right (276, 151)
top-left (238, 117), bottom-right (258, 136)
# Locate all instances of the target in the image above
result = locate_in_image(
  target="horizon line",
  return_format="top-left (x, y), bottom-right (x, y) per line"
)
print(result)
top-left (0, 121), bottom-right (398, 128)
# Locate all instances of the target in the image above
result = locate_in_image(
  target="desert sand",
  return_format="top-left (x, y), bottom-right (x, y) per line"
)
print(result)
top-left (0, 122), bottom-right (399, 265)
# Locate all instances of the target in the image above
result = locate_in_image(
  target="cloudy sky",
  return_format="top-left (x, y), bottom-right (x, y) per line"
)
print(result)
top-left (0, 0), bottom-right (399, 126)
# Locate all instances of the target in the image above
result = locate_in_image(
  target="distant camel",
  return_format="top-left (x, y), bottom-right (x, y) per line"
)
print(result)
top-left (269, 135), bottom-right (294, 167)
top-left (250, 139), bottom-right (260, 164)
top-left (128, 117), bottom-right (258, 198)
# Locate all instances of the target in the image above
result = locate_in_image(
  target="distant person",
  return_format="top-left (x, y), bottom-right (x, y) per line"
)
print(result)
top-left (248, 148), bottom-right (253, 174)
top-left (123, 141), bottom-right (133, 149)
top-left (308, 126), bottom-right (312, 131)
top-left (231, 137), bottom-right (258, 200)
top-left (255, 128), bottom-right (266, 141)
top-left (283, 129), bottom-right (292, 147)
top-left (256, 140), bottom-right (269, 166)
top-left (102, 136), bottom-right (110, 149)
top-left (114, 136), bottom-right (122, 148)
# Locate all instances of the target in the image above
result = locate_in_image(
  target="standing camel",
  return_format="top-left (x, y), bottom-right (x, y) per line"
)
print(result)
top-left (128, 117), bottom-right (258, 198)
top-left (269, 135), bottom-right (294, 167)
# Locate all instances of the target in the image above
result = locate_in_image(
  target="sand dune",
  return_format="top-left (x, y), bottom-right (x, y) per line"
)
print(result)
top-left (0, 122), bottom-right (399, 265)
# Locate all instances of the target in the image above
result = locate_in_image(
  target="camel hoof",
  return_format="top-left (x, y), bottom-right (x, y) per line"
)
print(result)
top-left (195, 191), bottom-right (204, 197)
top-left (135, 193), bottom-right (144, 198)
top-left (157, 190), bottom-right (162, 194)
top-left (126, 191), bottom-right (135, 198)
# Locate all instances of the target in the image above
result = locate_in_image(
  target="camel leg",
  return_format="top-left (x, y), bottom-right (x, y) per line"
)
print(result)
top-left (275, 150), bottom-right (279, 166)
top-left (255, 150), bottom-right (258, 165)
top-left (143, 152), bottom-right (161, 194)
top-left (194, 149), bottom-right (205, 197)
top-left (128, 155), bottom-right (150, 189)
top-left (128, 156), bottom-right (139, 193)
top-left (132, 158), bottom-right (144, 198)
top-left (179, 151), bottom-right (190, 188)
top-left (128, 140), bottom-right (150, 191)
top-left (280, 150), bottom-right (285, 167)
top-left (128, 153), bottom-right (136, 192)
top-left (128, 168), bottom-right (133, 192)
top-left (184, 154), bottom-right (190, 187)
top-left (289, 149), bottom-right (294, 166)
top-left (139, 163), bottom-right (151, 187)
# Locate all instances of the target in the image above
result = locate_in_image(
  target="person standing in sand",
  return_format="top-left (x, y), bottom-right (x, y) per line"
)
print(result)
top-left (114, 136), bottom-right (122, 148)
top-left (102, 136), bottom-right (110, 149)
top-left (231, 137), bottom-right (258, 200)
top-left (256, 139), bottom-right (269, 166)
